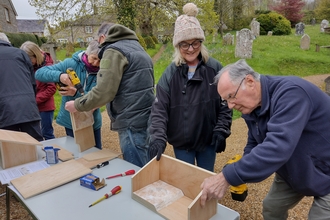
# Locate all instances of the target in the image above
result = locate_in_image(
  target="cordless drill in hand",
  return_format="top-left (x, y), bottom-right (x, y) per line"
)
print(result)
top-left (56, 68), bottom-right (84, 95)
top-left (225, 155), bottom-right (248, 201)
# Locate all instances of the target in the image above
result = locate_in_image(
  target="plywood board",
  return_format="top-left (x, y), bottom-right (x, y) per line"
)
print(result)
top-left (0, 129), bottom-right (41, 145)
top-left (42, 145), bottom-right (74, 162)
top-left (70, 111), bottom-right (94, 131)
top-left (10, 160), bottom-right (92, 199)
top-left (74, 126), bottom-right (95, 152)
top-left (159, 196), bottom-right (191, 220)
top-left (76, 150), bottom-right (121, 169)
top-left (188, 191), bottom-right (217, 220)
top-left (1, 142), bottom-right (37, 169)
top-left (82, 149), bottom-right (120, 161)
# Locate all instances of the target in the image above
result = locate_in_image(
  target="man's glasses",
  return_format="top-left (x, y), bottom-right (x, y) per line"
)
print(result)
top-left (179, 40), bottom-right (202, 51)
top-left (221, 77), bottom-right (246, 106)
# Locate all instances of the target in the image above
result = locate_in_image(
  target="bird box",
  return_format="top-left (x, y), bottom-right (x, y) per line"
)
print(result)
top-left (0, 129), bottom-right (40, 169)
top-left (132, 154), bottom-right (217, 220)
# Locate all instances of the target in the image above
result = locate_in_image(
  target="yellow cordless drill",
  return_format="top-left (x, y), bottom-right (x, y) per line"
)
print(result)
top-left (56, 68), bottom-right (84, 95)
top-left (225, 155), bottom-right (248, 202)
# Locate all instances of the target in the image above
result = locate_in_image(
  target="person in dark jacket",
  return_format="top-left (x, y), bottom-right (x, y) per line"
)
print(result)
top-left (65, 23), bottom-right (155, 167)
top-left (200, 59), bottom-right (330, 219)
top-left (147, 3), bottom-right (232, 172)
top-left (0, 33), bottom-right (43, 141)
top-left (36, 40), bottom-right (103, 149)
top-left (20, 41), bottom-right (56, 140)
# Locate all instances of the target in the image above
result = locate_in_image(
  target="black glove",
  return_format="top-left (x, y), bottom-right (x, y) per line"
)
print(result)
top-left (211, 132), bottom-right (226, 153)
top-left (148, 140), bottom-right (166, 161)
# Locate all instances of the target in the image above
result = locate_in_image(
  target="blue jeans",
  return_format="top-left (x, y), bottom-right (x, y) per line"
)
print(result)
top-left (40, 111), bottom-right (55, 140)
top-left (173, 145), bottom-right (216, 172)
top-left (118, 128), bottom-right (148, 167)
top-left (65, 127), bottom-right (102, 149)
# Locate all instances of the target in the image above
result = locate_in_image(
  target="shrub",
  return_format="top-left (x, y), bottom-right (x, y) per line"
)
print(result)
top-left (137, 34), bottom-right (147, 50)
top-left (144, 36), bottom-right (156, 49)
top-left (151, 35), bottom-right (159, 44)
top-left (5, 32), bottom-right (39, 48)
top-left (257, 12), bottom-right (291, 35)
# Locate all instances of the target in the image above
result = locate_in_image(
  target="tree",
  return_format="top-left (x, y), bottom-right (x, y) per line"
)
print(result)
top-left (315, 0), bottom-right (330, 21)
top-left (270, 0), bottom-right (306, 27)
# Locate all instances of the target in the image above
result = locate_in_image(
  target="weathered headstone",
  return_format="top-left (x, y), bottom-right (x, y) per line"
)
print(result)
top-left (300, 34), bottom-right (310, 50)
top-left (311, 18), bottom-right (316, 26)
top-left (235, 28), bottom-right (253, 59)
top-left (41, 43), bottom-right (58, 63)
top-left (320, 19), bottom-right (329, 32)
top-left (223, 33), bottom-right (234, 45)
top-left (324, 76), bottom-right (330, 96)
top-left (295, 22), bottom-right (305, 35)
top-left (250, 18), bottom-right (260, 39)
top-left (267, 31), bottom-right (273, 36)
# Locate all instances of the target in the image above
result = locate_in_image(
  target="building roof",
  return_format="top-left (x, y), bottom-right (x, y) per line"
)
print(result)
top-left (17, 19), bottom-right (46, 33)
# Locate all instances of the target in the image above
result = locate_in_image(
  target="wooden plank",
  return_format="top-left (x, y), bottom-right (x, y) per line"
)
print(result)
top-left (159, 155), bottom-right (216, 199)
top-left (75, 149), bottom-right (121, 169)
top-left (159, 196), bottom-right (191, 220)
top-left (70, 111), bottom-right (94, 131)
top-left (42, 145), bottom-right (74, 162)
top-left (188, 191), bottom-right (217, 220)
top-left (74, 126), bottom-right (95, 152)
top-left (0, 129), bottom-right (41, 145)
top-left (10, 160), bottom-right (92, 199)
top-left (1, 142), bottom-right (37, 169)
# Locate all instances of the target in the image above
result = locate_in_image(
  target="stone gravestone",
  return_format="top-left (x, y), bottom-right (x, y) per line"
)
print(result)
top-left (300, 34), bottom-right (310, 50)
top-left (250, 18), bottom-right (260, 39)
top-left (267, 31), bottom-right (273, 36)
top-left (41, 43), bottom-right (58, 63)
top-left (235, 28), bottom-right (253, 59)
top-left (223, 33), bottom-right (234, 45)
top-left (320, 19), bottom-right (329, 32)
top-left (295, 22), bottom-right (305, 35)
top-left (325, 76), bottom-right (330, 96)
top-left (311, 18), bottom-right (316, 26)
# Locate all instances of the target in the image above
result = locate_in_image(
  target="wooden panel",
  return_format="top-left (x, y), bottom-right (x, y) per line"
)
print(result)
top-left (11, 160), bottom-right (92, 199)
top-left (75, 149), bottom-right (121, 169)
top-left (158, 196), bottom-right (191, 220)
top-left (74, 126), bottom-right (95, 152)
top-left (132, 158), bottom-right (160, 192)
top-left (0, 129), bottom-right (41, 145)
top-left (70, 111), bottom-right (95, 152)
top-left (1, 142), bottom-right (37, 169)
top-left (70, 111), bottom-right (94, 131)
top-left (188, 191), bottom-right (217, 220)
top-left (159, 155), bottom-right (215, 199)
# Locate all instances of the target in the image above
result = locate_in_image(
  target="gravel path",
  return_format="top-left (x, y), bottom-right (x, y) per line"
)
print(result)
top-left (1, 73), bottom-right (329, 220)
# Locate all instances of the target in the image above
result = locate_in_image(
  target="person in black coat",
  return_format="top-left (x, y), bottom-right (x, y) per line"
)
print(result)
top-left (0, 33), bottom-right (43, 141)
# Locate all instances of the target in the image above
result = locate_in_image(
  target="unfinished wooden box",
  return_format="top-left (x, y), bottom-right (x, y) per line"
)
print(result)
top-left (132, 154), bottom-right (217, 220)
top-left (0, 129), bottom-right (41, 169)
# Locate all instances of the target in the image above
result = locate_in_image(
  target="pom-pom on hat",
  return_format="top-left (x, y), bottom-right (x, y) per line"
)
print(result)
top-left (173, 3), bottom-right (205, 47)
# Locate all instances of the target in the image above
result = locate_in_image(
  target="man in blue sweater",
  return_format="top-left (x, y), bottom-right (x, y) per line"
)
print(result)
top-left (200, 59), bottom-right (330, 219)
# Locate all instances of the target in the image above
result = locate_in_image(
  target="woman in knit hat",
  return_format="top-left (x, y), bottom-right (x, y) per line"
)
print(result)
top-left (148, 3), bottom-right (232, 171)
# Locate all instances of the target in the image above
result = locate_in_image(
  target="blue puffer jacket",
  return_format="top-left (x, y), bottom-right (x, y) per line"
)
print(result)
top-left (223, 75), bottom-right (330, 197)
top-left (35, 51), bottom-right (102, 130)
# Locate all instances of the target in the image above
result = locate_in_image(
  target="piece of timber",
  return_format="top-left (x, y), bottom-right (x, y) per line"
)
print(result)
top-left (42, 144), bottom-right (74, 161)
top-left (10, 160), bottom-right (92, 199)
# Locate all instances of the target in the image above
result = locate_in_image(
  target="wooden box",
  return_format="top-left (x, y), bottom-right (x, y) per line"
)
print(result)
top-left (132, 154), bottom-right (217, 220)
top-left (0, 129), bottom-right (40, 169)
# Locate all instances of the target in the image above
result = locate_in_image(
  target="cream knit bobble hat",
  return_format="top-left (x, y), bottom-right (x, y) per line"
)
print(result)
top-left (173, 3), bottom-right (205, 47)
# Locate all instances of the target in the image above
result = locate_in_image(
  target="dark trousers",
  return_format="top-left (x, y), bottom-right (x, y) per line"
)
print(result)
top-left (40, 111), bottom-right (55, 140)
top-left (2, 121), bottom-right (44, 141)
top-left (65, 127), bottom-right (102, 149)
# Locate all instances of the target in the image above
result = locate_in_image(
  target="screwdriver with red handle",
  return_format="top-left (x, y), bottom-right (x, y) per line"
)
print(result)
top-left (88, 185), bottom-right (122, 207)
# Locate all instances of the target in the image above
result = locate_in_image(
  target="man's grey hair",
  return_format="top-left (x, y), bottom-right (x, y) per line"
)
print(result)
top-left (85, 39), bottom-right (101, 55)
top-left (97, 22), bottom-right (115, 37)
top-left (214, 59), bottom-right (260, 85)
top-left (0, 32), bottom-right (10, 43)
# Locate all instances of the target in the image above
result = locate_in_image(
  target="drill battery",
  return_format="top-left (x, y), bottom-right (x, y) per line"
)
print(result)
top-left (225, 155), bottom-right (248, 202)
